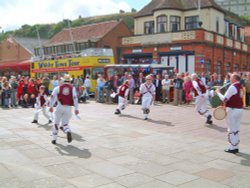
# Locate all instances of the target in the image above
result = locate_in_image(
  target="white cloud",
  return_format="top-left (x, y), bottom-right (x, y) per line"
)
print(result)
top-left (0, 0), bottom-right (131, 31)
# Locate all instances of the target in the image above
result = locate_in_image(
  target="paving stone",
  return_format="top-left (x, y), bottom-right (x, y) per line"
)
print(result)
top-left (178, 178), bottom-right (231, 188)
top-left (114, 173), bottom-right (153, 187)
top-left (132, 180), bottom-right (176, 188)
top-left (155, 170), bottom-right (199, 186)
top-left (69, 174), bottom-right (112, 188)
top-left (46, 162), bottom-right (90, 178)
top-left (96, 183), bottom-right (126, 188)
top-left (194, 167), bottom-right (235, 182)
top-left (84, 161), bottom-right (134, 178)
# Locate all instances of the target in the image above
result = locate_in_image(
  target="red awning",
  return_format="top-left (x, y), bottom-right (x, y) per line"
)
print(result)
top-left (0, 60), bottom-right (30, 72)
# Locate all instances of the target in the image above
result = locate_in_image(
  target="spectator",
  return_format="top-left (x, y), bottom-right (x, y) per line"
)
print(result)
top-left (161, 75), bottom-right (171, 103)
top-left (245, 73), bottom-right (250, 107)
top-left (128, 74), bottom-right (135, 104)
top-left (183, 76), bottom-right (193, 105)
top-left (42, 74), bottom-right (50, 95)
top-left (2, 81), bottom-right (11, 108)
top-left (97, 76), bottom-right (105, 103)
top-left (9, 76), bottom-right (18, 107)
top-left (84, 75), bottom-right (92, 97)
top-left (104, 76), bottom-right (113, 104)
top-left (51, 75), bottom-right (59, 91)
top-left (154, 74), bottom-right (162, 102)
top-left (173, 73), bottom-right (184, 105)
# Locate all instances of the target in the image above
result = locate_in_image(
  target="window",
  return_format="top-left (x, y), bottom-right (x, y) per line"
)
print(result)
top-left (170, 16), bottom-right (181, 32)
top-left (234, 64), bottom-right (239, 71)
top-left (185, 16), bottom-right (199, 30)
top-left (205, 60), bottom-right (211, 73)
top-left (224, 20), bottom-right (229, 37)
top-left (157, 15), bottom-right (167, 33)
top-left (226, 63), bottom-right (231, 73)
top-left (92, 67), bottom-right (104, 80)
top-left (216, 17), bottom-right (219, 33)
top-left (217, 62), bottom-right (221, 75)
top-left (144, 21), bottom-right (154, 34)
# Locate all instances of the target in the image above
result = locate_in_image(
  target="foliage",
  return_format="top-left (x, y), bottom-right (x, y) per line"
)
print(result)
top-left (0, 12), bottom-right (135, 41)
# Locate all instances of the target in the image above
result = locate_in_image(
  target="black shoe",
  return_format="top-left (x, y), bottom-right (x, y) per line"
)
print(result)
top-left (60, 127), bottom-right (64, 132)
top-left (144, 117), bottom-right (148, 120)
top-left (67, 132), bottom-right (72, 143)
top-left (48, 120), bottom-right (52, 124)
top-left (224, 149), bottom-right (239, 154)
top-left (32, 120), bottom-right (38, 123)
top-left (51, 140), bottom-right (56, 145)
top-left (206, 115), bottom-right (213, 124)
top-left (114, 109), bottom-right (121, 114)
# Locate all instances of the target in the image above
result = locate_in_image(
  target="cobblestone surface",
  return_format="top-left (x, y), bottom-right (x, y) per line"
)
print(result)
top-left (0, 101), bottom-right (249, 188)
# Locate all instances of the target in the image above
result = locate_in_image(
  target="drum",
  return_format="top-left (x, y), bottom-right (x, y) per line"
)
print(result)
top-left (213, 106), bottom-right (227, 120)
top-left (209, 84), bottom-right (230, 108)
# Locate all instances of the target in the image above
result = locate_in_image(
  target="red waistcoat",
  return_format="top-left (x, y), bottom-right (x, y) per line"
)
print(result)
top-left (226, 83), bottom-right (243, 109)
top-left (118, 84), bottom-right (129, 97)
top-left (40, 93), bottom-right (46, 106)
top-left (193, 79), bottom-right (206, 97)
top-left (58, 83), bottom-right (74, 106)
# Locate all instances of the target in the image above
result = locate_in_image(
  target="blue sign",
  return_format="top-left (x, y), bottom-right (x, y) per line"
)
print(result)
top-left (200, 57), bottom-right (204, 64)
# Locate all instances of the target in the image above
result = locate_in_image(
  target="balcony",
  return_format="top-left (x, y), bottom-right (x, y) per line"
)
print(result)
top-left (122, 29), bottom-right (249, 52)
top-left (122, 31), bottom-right (196, 45)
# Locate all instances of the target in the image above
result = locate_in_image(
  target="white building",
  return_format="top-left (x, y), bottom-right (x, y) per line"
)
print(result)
top-left (215, 0), bottom-right (250, 16)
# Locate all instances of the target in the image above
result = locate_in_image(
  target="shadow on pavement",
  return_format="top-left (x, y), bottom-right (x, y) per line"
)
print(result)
top-left (55, 143), bottom-right (92, 158)
top-left (237, 152), bottom-right (250, 167)
top-left (147, 118), bottom-right (174, 126)
top-left (37, 123), bottom-right (51, 131)
top-left (207, 124), bottom-right (227, 132)
top-left (120, 114), bottom-right (174, 126)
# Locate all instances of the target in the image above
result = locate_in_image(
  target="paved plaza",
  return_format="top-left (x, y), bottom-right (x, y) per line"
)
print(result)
top-left (0, 101), bottom-right (250, 188)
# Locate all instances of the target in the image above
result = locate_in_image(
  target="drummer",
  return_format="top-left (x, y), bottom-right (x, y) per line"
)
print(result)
top-left (216, 73), bottom-right (244, 154)
top-left (191, 73), bottom-right (213, 125)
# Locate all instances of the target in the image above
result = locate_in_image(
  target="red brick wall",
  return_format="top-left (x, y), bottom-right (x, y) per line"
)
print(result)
top-left (99, 21), bottom-right (133, 63)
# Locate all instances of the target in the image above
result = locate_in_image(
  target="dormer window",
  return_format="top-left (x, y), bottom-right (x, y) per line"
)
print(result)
top-left (157, 15), bottom-right (167, 33)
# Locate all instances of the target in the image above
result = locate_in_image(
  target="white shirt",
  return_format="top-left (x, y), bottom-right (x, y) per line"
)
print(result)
top-left (84, 78), bottom-right (92, 88)
top-left (162, 79), bottom-right (171, 90)
top-left (50, 84), bottom-right (79, 110)
top-left (140, 83), bottom-right (156, 98)
top-left (217, 82), bottom-right (238, 102)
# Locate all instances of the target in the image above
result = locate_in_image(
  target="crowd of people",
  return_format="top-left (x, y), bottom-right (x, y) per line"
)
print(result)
top-left (94, 71), bottom-right (250, 108)
top-left (0, 71), bottom-right (250, 109)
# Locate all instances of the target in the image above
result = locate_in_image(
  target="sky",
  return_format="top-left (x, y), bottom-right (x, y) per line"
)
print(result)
top-left (0, 0), bottom-right (151, 32)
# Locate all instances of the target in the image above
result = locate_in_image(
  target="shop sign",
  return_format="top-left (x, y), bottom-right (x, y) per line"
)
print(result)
top-left (132, 49), bottom-right (142, 53)
top-left (170, 46), bottom-right (182, 51)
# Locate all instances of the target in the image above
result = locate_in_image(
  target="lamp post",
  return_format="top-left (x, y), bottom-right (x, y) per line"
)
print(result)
top-left (198, 0), bottom-right (203, 28)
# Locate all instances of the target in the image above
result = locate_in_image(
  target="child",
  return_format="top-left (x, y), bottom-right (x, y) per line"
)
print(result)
top-left (31, 85), bottom-right (52, 124)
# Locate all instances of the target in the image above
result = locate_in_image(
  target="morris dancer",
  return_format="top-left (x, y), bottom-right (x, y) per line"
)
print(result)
top-left (49, 74), bottom-right (79, 145)
top-left (216, 73), bottom-right (244, 154)
top-left (140, 75), bottom-right (155, 120)
top-left (31, 85), bottom-right (52, 124)
top-left (114, 80), bottom-right (130, 115)
top-left (191, 73), bottom-right (213, 124)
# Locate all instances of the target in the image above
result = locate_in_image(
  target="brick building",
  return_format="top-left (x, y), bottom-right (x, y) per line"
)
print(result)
top-left (0, 37), bottom-right (45, 76)
top-left (120, 0), bottom-right (250, 76)
top-left (36, 20), bottom-right (132, 63)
